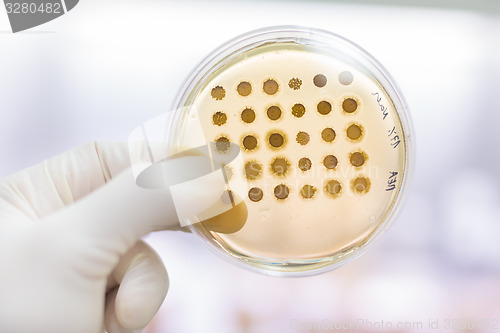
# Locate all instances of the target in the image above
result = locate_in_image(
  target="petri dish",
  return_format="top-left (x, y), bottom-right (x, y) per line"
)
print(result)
top-left (169, 26), bottom-right (413, 276)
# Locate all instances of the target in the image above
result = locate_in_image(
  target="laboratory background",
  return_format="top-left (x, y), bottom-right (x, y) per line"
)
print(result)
top-left (1, 0), bottom-right (500, 332)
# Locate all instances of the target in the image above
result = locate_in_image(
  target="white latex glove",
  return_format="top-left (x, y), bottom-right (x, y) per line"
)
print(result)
top-left (0, 141), bottom-right (193, 333)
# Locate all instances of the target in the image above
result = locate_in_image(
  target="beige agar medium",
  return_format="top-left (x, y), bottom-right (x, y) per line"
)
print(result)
top-left (172, 27), bottom-right (411, 276)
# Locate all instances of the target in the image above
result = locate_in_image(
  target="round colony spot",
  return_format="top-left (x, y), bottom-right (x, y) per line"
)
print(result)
top-left (212, 111), bottom-right (227, 126)
top-left (347, 124), bottom-right (363, 140)
top-left (241, 108), bottom-right (256, 123)
top-left (325, 179), bottom-right (342, 197)
top-left (243, 135), bottom-right (258, 150)
top-left (288, 78), bottom-right (302, 90)
top-left (263, 79), bottom-right (279, 95)
top-left (352, 177), bottom-right (370, 194)
top-left (350, 152), bottom-right (366, 167)
top-left (313, 74), bottom-right (327, 87)
top-left (292, 103), bottom-right (306, 118)
top-left (323, 155), bottom-right (338, 169)
top-left (353, 176), bottom-right (370, 194)
top-left (267, 105), bottom-right (282, 120)
top-left (321, 128), bottom-right (336, 142)
top-left (296, 131), bottom-right (310, 145)
top-left (300, 185), bottom-right (317, 199)
top-left (248, 187), bottom-right (263, 202)
top-left (237, 81), bottom-right (252, 96)
top-left (244, 161), bottom-right (263, 180)
top-left (317, 101), bottom-right (332, 115)
top-left (270, 157), bottom-right (290, 177)
top-left (298, 157), bottom-right (312, 171)
top-left (269, 132), bottom-right (285, 148)
top-left (215, 136), bottom-right (231, 152)
top-left (342, 98), bottom-right (358, 113)
top-left (339, 71), bottom-right (354, 85)
top-left (211, 86), bottom-right (226, 100)
top-left (274, 184), bottom-right (290, 200)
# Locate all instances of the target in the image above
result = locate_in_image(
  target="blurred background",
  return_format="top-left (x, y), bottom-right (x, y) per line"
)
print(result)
top-left (1, 0), bottom-right (500, 332)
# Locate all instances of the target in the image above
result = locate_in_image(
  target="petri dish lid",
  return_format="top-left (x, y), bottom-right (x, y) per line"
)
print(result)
top-left (170, 26), bottom-right (413, 276)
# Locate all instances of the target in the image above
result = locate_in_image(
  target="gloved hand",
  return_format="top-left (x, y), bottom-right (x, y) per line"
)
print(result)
top-left (0, 141), bottom-right (189, 333)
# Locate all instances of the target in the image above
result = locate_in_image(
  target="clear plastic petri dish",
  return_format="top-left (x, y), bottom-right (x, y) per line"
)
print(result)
top-left (169, 26), bottom-right (413, 276)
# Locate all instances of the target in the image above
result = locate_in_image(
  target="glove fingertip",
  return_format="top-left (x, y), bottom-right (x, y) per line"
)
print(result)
top-left (105, 288), bottom-right (142, 333)
top-left (114, 247), bottom-right (169, 330)
top-left (115, 279), bottom-right (167, 330)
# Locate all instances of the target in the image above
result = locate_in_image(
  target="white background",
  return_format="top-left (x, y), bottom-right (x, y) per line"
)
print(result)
top-left (1, 1), bottom-right (500, 332)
